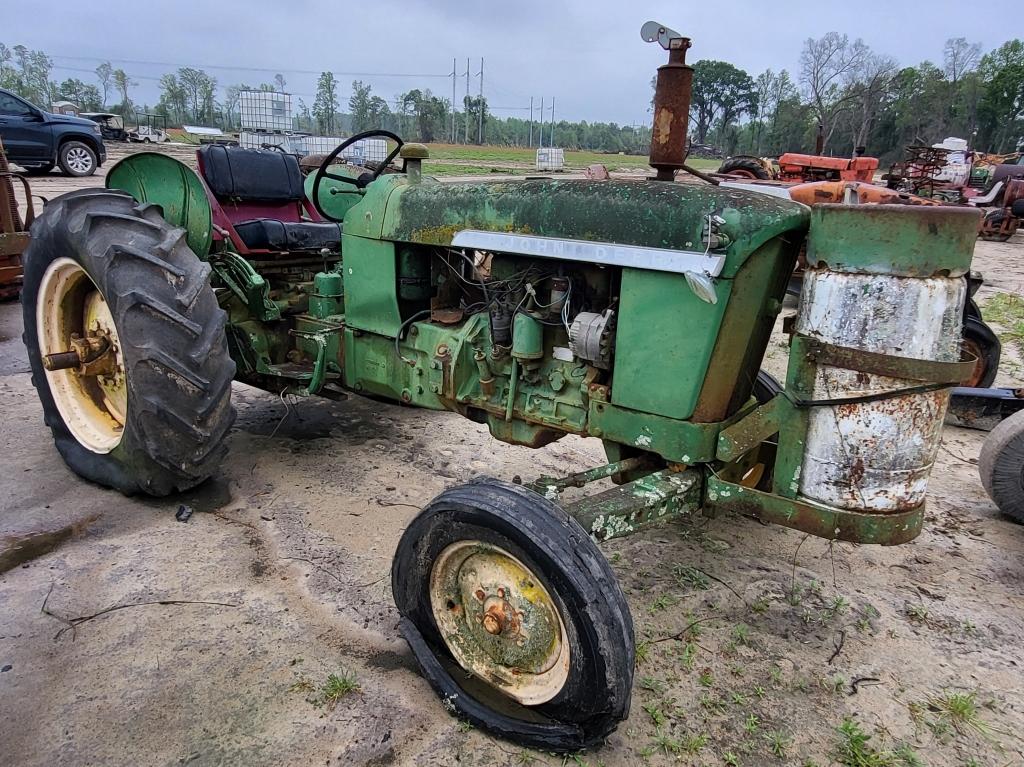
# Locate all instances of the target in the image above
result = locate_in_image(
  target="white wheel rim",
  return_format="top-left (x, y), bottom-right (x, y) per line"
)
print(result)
top-left (37, 258), bottom-right (126, 453)
top-left (65, 147), bottom-right (92, 173)
top-left (430, 541), bottom-right (570, 705)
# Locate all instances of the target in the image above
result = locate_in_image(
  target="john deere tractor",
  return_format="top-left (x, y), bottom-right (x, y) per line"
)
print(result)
top-left (21, 23), bottom-right (983, 750)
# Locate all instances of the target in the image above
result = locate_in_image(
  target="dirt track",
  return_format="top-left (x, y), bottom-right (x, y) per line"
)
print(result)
top-left (1, 149), bottom-right (1023, 766)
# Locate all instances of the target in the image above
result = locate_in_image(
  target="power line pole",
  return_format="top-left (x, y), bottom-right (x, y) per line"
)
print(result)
top-left (463, 57), bottom-right (470, 144)
top-left (550, 97), bottom-right (555, 147)
top-left (477, 57), bottom-right (484, 145)
top-left (450, 57), bottom-right (456, 143)
top-left (539, 97), bottom-right (545, 148)
top-left (528, 96), bottom-right (533, 148)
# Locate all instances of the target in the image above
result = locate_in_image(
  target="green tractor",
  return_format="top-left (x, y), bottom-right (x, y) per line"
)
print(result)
top-left (21, 24), bottom-right (982, 751)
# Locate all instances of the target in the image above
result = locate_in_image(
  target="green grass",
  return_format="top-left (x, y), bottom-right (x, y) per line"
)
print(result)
top-left (418, 143), bottom-right (720, 176)
top-left (927, 691), bottom-right (994, 736)
top-left (319, 669), bottom-right (360, 709)
top-left (422, 161), bottom-right (534, 176)
top-left (764, 729), bottom-right (792, 758)
top-left (982, 292), bottom-right (1024, 351)
top-left (832, 717), bottom-right (922, 767)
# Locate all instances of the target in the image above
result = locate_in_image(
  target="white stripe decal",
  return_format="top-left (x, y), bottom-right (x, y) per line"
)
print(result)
top-left (450, 230), bottom-right (727, 277)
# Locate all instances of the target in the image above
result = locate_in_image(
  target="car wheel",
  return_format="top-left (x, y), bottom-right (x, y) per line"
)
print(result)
top-left (57, 141), bottom-right (98, 177)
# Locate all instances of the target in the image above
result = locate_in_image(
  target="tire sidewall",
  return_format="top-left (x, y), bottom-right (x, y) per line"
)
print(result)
top-left (394, 488), bottom-right (632, 726)
top-left (980, 409), bottom-right (1024, 522)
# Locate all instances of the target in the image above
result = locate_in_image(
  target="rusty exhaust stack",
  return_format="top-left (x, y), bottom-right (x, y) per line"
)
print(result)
top-left (642, 22), bottom-right (693, 182)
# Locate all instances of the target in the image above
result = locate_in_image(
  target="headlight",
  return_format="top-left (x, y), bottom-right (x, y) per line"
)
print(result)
top-left (92, 125), bottom-right (102, 135)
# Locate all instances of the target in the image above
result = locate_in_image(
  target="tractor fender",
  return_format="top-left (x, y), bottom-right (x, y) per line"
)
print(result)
top-left (105, 151), bottom-right (213, 257)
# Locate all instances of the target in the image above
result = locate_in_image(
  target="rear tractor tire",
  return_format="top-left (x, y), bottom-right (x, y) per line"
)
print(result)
top-left (393, 477), bottom-right (634, 751)
top-left (718, 155), bottom-right (772, 180)
top-left (22, 189), bottom-right (235, 495)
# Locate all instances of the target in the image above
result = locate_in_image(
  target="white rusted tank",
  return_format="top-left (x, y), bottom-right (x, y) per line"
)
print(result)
top-left (796, 271), bottom-right (965, 511)
top-left (794, 204), bottom-right (979, 513)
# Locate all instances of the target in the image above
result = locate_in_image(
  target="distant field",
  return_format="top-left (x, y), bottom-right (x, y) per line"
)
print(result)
top-left (161, 133), bottom-right (721, 176)
top-left (421, 143), bottom-right (720, 176)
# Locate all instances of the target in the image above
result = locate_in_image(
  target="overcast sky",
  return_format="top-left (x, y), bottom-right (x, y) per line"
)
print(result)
top-left (4, 0), bottom-right (1016, 126)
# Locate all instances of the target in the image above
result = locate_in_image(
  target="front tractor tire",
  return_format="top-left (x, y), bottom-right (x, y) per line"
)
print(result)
top-left (22, 189), bottom-right (235, 496)
top-left (393, 478), bottom-right (634, 751)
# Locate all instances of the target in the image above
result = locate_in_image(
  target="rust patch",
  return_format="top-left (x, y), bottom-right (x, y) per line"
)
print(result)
top-left (849, 456), bottom-right (865, 486)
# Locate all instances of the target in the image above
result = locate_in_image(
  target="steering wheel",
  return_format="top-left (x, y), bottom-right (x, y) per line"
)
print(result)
top-left (311, 130), bottom-right (404, 222)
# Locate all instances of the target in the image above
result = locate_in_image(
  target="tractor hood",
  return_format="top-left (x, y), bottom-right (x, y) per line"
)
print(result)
top-left (373, 178), bottom-right (810, 279)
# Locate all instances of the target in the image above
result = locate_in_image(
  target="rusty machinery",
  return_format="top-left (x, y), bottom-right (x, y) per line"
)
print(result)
top-left (717, 151), bottom-right (879, 184)
top-left (0, 137), bottom-right (34, 300)
top-left (18, 22), bottom-right (994, 750)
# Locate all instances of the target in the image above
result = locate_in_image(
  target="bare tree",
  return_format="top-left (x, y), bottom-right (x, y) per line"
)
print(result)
top-left (849, 53), bottom-right (898, 151)
top-left (95, 62), bottom-right (112, 108)
top-left (943, 37), bottom-right (981, 83)
top-left (112, 68), bottom-right (136, 114)
top-left (799, 32), bottom-right (869, 150)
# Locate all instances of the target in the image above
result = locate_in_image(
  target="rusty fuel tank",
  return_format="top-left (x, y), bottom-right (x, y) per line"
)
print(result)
top-left (794, 204), bottom-right (981, 513)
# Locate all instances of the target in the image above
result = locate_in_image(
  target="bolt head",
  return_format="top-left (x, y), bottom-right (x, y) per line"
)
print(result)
top-left (482, 613), bottom-right (502, 635)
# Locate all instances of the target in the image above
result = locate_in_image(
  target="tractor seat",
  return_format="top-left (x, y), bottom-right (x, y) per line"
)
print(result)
top-left (234, 219), bottom-right (341, 252)
top-left (198, 144), bottom-right (340, 252)
top-left (199, 144), bottom-right (304, 201)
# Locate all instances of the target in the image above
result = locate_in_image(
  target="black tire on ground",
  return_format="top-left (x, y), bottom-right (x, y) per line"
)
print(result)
top-left (21, 188), bottom-right (235, 495)
top-left (22, 163), bottom-right (55, 176)
top-left (718, 156), bottom-right (772, 180)
top-left (979, 409), bottom-right (1024, 523)
top-left (962, 312), bottom-right (1001, 389)
top-left (393, 477), bottom-right (634, 752)
top-left (57, 140), bottom-right (98, 177)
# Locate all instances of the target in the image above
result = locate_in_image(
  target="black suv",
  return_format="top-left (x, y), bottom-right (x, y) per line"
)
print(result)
top-left (0, 88), bottom-right (107, 176)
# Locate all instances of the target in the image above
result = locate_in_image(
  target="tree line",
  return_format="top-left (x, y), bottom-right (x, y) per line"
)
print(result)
top-left (694, 34), bottom-right (1023, 161)
top-left (1, 34), bottom-right (1021, 159)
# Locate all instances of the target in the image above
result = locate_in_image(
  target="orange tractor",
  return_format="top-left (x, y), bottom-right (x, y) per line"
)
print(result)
top-left (717, 151), bottom-right (879, 183)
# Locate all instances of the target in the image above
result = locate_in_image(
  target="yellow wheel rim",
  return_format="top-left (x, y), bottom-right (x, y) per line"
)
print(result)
top-left (37, 258), bottom-right (127, 453)
top-left (430, 541), bottom-right (570, 705)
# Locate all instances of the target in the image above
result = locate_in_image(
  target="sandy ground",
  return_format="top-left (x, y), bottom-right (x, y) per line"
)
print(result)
top-left (1, 149), bottom-right (1023, 767)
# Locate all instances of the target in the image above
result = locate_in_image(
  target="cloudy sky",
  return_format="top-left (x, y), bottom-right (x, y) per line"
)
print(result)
top-left (5, 0), bottom-right (1015, 126)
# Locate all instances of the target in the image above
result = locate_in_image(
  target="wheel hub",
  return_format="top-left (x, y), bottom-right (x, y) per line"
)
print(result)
top-left (430, 541), bottom-right (570, 705)
top-left (37, 258), bottom-right (127, 453)
top-left (66, 147), bottom-right (92, 173)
